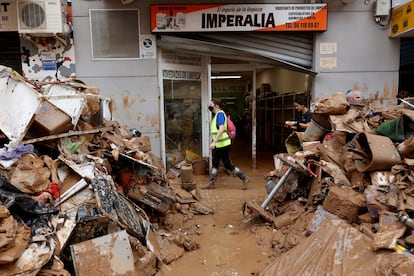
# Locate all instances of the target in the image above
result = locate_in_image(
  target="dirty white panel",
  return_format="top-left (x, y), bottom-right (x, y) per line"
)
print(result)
top-left (81, 76), bottom-right (162, 157)
top-left (46, 85), bottom-right (87, 126)
top-left (71, 230), bottom-right (135, 276)
top-left (0, 77), bottom-right (42, 145)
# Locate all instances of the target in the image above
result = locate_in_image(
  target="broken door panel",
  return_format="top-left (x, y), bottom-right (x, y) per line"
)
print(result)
top-left (0, 77), bottom-right (42, 145)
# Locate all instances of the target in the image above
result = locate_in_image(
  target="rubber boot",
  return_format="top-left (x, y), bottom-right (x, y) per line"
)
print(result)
top-left (202, 168), bottom-right (218, 189)
top-left (233, 167), bottom-right (249, 190)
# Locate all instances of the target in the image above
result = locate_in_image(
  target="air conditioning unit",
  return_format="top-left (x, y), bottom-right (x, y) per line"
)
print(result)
top-left (17, 0), bottom-right (66, 34)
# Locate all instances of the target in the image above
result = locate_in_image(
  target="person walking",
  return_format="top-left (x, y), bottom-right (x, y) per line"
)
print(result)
top-left (202, 98), bottom-right (249, 190)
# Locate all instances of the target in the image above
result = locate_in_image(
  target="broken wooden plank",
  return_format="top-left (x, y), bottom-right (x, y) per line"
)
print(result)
top-left (22, 127), bottom-right (112, 145)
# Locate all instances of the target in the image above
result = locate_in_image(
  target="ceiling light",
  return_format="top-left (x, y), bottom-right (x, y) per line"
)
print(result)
top-left (211, 75), bottom-right (242, 80)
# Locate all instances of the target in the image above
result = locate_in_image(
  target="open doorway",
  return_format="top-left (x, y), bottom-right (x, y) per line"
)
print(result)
top-left (211, 57), bottom-right (274, 169)
top-left (211, 57), bottom-right (313, 169)
top-left (211, 70), bottom-right (259, 166)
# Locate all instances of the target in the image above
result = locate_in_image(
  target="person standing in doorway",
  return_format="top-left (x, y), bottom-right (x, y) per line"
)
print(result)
top-left (202, 98), bottom-right (249, 190)
top-left (285, 95), bottom-right (312, 132)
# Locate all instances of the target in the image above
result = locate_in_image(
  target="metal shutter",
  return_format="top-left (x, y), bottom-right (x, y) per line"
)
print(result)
top-left (157, 32), bottom-right (315, 74)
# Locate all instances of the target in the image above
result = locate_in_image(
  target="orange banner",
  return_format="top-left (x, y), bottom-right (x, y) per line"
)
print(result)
top-left (151, 4), bottom-right (328, 32)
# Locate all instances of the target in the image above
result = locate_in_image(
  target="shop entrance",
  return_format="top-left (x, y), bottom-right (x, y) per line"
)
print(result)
top-left (210, 60), bottom-right (258, 166)
top-left (158, 33), bottom-right (316, 169)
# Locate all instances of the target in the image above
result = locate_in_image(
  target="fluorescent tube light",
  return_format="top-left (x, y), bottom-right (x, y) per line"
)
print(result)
top-left (211, 75), bottom-right (242, 80)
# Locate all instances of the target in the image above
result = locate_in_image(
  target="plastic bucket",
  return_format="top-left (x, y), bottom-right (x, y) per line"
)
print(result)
top-left (285, 132), bottom-right (304, 154)
top-left (311, 112), bottom-right (331, 130)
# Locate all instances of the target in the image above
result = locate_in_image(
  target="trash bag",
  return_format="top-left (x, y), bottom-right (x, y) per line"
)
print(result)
top-left (0, 177), bottom-right (58, 216)
top-left (375, 114), bottom-right (414, 142)
top-left (0, 176), bottom-right (58, 237)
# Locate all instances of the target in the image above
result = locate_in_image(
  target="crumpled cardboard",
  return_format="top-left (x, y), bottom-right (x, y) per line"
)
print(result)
top-left (329, 108), bottom-right (372, 133)
top-left (313, 92), bottom-right (349, 115)
top-left (0, 205), bottom-right (31, 265)
top-left (8, 154), bottom-right (52, 194)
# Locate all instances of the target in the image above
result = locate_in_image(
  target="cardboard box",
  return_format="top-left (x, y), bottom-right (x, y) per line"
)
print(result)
top-left (30, 100), bottom-right (73, 136)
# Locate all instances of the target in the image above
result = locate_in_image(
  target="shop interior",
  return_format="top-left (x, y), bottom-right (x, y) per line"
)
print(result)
top-left (210, 57), bottom-right (312, 167)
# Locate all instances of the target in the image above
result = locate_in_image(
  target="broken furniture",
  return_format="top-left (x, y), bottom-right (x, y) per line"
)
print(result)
top-left (243, 154), bottom-right (311, 226)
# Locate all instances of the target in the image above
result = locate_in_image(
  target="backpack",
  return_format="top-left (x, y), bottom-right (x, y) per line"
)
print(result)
top-left (226, 115), bottom-right (236, 139)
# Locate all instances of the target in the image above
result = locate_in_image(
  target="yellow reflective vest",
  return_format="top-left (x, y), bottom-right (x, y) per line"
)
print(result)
top-left (211, 110), bottom-right (231, 148)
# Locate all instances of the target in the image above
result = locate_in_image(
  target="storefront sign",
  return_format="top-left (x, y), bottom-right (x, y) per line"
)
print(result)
top-left (390, 1), bottom-right (414, 37)
top-left (151, 4), bottom-right (327, 32)
top-left (162, 50), bottom-right (202, 66)
top-left (0, 1), bottom-right (17, 31)
top-left (162, 70), bottom-right (201, 80)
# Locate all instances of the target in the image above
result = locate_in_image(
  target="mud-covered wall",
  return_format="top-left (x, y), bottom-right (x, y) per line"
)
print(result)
top-left (71, 0), bottom-right (161, 158)
top-left (313, 1), bottom-right (400, 108)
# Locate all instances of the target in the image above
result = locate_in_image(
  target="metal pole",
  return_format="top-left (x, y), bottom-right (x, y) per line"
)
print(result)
top-left (261, 166), bottom-right (293, 209)
top-left (399, 98), bottom-right (414, 109)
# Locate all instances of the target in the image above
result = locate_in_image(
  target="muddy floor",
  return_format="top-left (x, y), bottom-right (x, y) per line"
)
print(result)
top-left (157, 140), bottom-right (278, 275)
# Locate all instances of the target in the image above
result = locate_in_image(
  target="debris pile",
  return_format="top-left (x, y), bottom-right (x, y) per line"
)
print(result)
top-left (0, 66), bottom-right (209, 275)
top-left (249, 92), bottom-right (414, 274)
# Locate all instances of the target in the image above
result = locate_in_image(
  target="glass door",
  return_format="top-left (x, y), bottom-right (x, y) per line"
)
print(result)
top-left (163, 78), bottom-right (202, 169)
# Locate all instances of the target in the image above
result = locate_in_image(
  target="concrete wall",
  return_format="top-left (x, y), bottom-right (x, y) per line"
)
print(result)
top-left (313, 1), bottom-right (400, 108)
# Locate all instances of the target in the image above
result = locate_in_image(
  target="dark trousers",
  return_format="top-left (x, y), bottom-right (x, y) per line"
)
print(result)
top-left (212, 145), bottom-right (235, 171)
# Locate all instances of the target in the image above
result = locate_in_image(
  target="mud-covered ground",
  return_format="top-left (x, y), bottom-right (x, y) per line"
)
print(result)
top-left (157, 140), bottom-right (282, 275)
